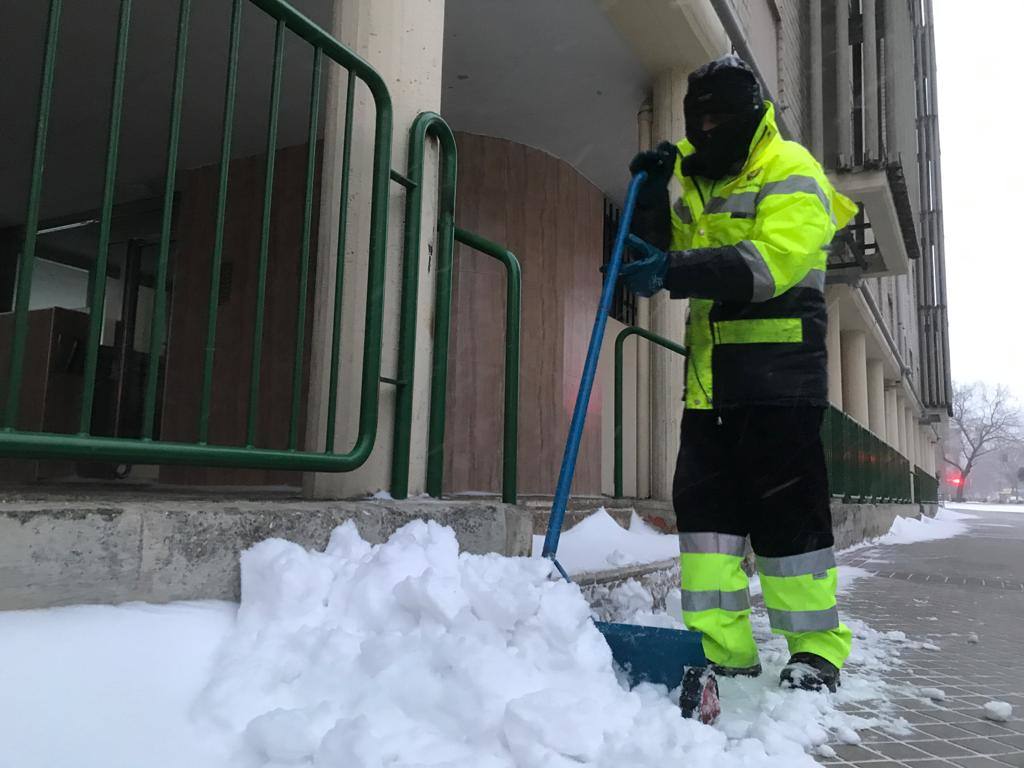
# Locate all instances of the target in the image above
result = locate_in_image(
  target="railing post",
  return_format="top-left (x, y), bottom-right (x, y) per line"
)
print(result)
top-left (142, 0), bottom-right (192, 441)
top-left (4, 0), bottom-right (63, 431)
top-left (391, 112), bottom-right (457, 500)
top-left (444, 228), bottom-right (521, 505)
top-left (80, 0), bottom-right (133, 436)
top-left (610, 331), bottom-right (626, 499)
top-left (613, 326), bottom-right (686, 499)
top-left (197, 0), bottom-right (242, 444)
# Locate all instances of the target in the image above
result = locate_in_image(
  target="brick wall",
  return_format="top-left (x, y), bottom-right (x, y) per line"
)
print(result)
top-left (729, 0), bottom-right (810, 144)
top-left (775, 0), bottom-right (809, 143)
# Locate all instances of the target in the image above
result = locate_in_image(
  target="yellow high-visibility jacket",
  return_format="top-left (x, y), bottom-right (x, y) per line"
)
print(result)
top-left (662, 102), bottom-right (857, 409)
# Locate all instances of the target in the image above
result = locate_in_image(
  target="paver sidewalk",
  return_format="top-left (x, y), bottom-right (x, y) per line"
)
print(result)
top-left (818, 506), bottom-right (1024, 767)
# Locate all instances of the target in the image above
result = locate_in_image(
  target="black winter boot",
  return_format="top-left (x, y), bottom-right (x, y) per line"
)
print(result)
top-left (679, 666), bottom-right (721, 724)
top-left (779, 653), bottom-right (840, 693)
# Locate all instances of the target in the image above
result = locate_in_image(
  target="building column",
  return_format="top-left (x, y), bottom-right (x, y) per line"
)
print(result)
top-left (866, 359), bottom-right (885, 436)
top-left (884, 386), bottom-right (900, 447)
top-left (826, 289), bottom-right (843, 409)
top-left (648, 67), bottom-right (690, 501)
top-left (305, 0), bottom-right (446, 498)
top-left (840, 330), bottom-right (869, 426)
top-left (895, 394), bottom-right (908, 457)
top-left (904, 406), bottom-right (918, 468)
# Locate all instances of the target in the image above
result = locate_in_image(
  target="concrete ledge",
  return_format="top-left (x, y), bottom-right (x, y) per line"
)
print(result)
top-left (0, 497), bottom-right (532, 610)
top-left (830, 501), bottom-right (916, 550)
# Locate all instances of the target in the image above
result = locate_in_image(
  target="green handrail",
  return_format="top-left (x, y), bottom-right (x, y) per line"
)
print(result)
top-left (390, 112), bottom-right (457, 500)
top-left (611, 345), bottom-right (913, 503)
top-left (389, 116), bottom-right (521, 504)
top-left (431, 228), bottom-right (521, 503)
top-left (0, 0), bottom-right (394, 473)
top-left (613, 326), bottom-right (687, 499)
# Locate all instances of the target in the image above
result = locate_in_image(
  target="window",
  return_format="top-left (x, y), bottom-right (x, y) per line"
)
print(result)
top-left (603, 199), bottom-right (636, 326)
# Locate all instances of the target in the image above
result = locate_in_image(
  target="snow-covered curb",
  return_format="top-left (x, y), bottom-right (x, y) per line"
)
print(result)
top-left (539, 505), bottom-right (975, 579)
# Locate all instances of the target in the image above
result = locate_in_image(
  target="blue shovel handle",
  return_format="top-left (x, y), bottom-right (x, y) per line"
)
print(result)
top-left (541, 171), bottom-right (647, 576)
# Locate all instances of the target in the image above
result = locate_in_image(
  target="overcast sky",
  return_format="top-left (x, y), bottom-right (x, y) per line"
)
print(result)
top-left (933, 2), bottom-right (1020, 396)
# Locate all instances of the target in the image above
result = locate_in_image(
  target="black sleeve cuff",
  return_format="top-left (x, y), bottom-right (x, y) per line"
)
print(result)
top-left (663, 246), bottom-right (754, 303)
top-left (629, 181), bottom-right (671, 252)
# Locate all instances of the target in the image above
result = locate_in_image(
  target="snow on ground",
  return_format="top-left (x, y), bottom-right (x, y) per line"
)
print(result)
top-left (1, 518), bottom-right (949, 768)
top-left (874, 506), bottom-right (973, 545)
top-left (536, 504), bottom-right (974, 577)
top-left (984, 701), bottom-right (1014, 721)
top-left (947, 501), bottom-right (1024, 515)
top-left (0, 600), bottom-right (236, 768)
top-left (531, 509), bottom-right (678, 574)
top-left (600, 578), bottom-right (923, 755)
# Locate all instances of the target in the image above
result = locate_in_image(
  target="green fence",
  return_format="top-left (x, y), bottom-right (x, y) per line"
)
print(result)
top-left (913, 465), bottom-right (939, 504)
top-left (611, 332), bottom-right (913, 503)
top-left (822, 406), bottom-right (912, 502)
top-left (0, 0), bottom-right (520, 500)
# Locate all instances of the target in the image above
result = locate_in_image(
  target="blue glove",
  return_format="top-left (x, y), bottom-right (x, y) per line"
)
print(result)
top-left (618, 234), bottom-right (668, 298)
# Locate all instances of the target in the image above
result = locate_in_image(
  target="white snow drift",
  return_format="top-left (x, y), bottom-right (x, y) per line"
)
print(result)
top-left (0, 517), bottom-right (944, 768)
top-left (531, 509), bottom-right (678, 574)
top-left (199, 520), bottom-right (821, 767)
top-left (535, 505), bottom-right (974, 577)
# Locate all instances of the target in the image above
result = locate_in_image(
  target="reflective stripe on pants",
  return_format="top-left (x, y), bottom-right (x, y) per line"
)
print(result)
top-left (679, 535), bottom-right (759, 668)
top-left (757, 549), bottom-right (853, 668)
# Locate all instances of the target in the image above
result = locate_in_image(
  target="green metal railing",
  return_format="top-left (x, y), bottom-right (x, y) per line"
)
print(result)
top-left (823, 406), bottom-right (912, 502)
top-left (386, 114), bottom-right (522, 504)
top-left (445, 228), bottom-right (521, 503)
top-left (2, 2), bottom-right (523, 499)
top-left (609, 333), bottom-right (913, 503)
top-left (389, 112), bottom-right (458, 502)
top-left (613, 326), bottom-right (686, 498)
top-left (913, 465), bottom-right (939, 504)
top-left (2, 0), bottom-right (396, 471)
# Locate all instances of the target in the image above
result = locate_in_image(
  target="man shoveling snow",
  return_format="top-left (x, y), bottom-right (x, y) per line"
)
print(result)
top-left (624, 54), bottom-right (857, 695)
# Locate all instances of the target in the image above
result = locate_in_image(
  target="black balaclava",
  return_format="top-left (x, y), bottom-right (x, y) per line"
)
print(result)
top-left (682, 54), bottom-right (766, 180)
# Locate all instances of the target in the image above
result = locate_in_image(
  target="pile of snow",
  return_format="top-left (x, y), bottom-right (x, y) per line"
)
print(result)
top-left (873, 507), bottom-right (972, 545)
top-left (984, 701), bottom-right (1013, 722)
top-left (199, 519), bottom-right (832, 767)
top-left (1, 519), bottom-right (946, 768)
top-left (531, 508), bottom-right (678, 574)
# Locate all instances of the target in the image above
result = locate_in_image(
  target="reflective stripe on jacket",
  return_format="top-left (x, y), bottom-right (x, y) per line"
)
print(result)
top-left (668, 102), bottom-right (858, 409)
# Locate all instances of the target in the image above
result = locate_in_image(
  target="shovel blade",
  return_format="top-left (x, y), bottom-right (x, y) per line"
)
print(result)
top-left (594, 621), bottom-right (707, 689)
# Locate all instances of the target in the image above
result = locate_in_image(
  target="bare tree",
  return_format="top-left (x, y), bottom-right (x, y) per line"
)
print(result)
top-left (944, 383), bottom-right (1021, 502)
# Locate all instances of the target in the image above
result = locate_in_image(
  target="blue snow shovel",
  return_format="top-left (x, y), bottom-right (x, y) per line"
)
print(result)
top-left (540, 172), bottom-right (720, 722)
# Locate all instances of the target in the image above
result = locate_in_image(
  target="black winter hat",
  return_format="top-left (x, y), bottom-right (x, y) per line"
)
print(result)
top-left (684, 54), bottom-right (763, 127)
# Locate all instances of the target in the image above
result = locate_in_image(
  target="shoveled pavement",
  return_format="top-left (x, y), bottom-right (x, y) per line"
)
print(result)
top-left (818, 505), bottom-right (1024, 767)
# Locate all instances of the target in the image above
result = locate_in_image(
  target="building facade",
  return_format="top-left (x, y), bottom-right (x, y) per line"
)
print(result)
top-left (0, 0), bottom-right (949, 505)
